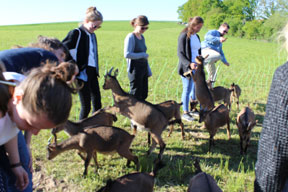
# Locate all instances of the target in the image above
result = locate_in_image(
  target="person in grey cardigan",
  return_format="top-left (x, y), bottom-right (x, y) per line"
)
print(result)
top-left (124, 15), bottom-right (151, 101)
top-left (254, 22), bottom-right (288, 192)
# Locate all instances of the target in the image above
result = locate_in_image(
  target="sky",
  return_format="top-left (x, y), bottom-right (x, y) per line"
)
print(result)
top-left (0, 0), bottom-right (187, 26)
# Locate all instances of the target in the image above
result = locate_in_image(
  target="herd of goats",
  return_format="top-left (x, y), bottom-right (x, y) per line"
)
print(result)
top-left (46, 55), bottom-right (257, 191)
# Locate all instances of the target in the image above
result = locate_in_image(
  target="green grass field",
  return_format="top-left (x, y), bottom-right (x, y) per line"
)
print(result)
top-left (0, 21), bottom-right (287, 192)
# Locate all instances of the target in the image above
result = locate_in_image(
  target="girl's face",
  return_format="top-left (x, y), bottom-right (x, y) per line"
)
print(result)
top-left (10, 89), bottom-right (56, 135)
top-left (85, 20), bottom-right (102, 33)
top-left (135, 24), bottom-right (149, 34)
top-left (192, 23), bottom-right (203, 34)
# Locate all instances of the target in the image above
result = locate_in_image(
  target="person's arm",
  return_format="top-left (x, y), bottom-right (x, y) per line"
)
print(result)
top-left (124, 33), bottom-right (148, 59)
top-left (177, 32), bottom-right (191, 72)
top-left (62, 29), bottom-right (79, 50)
top-left (4, 136), bottom-right (29, 191)
top-left (219, 44), bottom-right (228, 65)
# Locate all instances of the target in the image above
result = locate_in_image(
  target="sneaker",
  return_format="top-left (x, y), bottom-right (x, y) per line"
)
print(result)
top-left (182, 113), bottom-right (194, 122)
top-left (189, 111), bottom-right (199, 117)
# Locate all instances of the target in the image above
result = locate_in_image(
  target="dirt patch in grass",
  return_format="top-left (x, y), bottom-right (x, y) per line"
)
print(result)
top-left (32, 160), bottom-right (79, 192)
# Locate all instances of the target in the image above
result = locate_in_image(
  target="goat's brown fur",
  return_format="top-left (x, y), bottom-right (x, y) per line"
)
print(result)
top-left (207, 84), bottom-right (233, 111)
top-left (103, 68), bottom-right (168, 160)
top-left (187, 158), bottom-right (222, 192)
top-left (51, 108), bottom-right (117, 144)
top-left (97, 160), bottom-right (165, 192)
top-left (199, 104), bottom-right (230, 152)
top-left (190, 56), bottom-right (215, 110)
top-left (230, 83), bottom-right (241, 110)
top-left (47, 125), bottom-right (139, 176)
top-left (236, 107), bottom-right (257, 154)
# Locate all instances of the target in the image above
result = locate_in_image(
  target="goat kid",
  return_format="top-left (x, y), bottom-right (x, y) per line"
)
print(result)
top-left (199, 104), bottom-right (230, 152)
top-left (184, 55), bottom-right (215, 110)
top-left (206, 80), bottom-right (233, 111)
top-left (143, 100), bottom-right (184, 146)
top-left (230, 83), bottom-right (241, 110)
top-left (47, 125), bottom-right (139, 176)
top-left (103, 68), bottom-right (168, 160)
top-left (236, 107), bottom-right (257, 155)
top-left (97, 160), bottom-right (165, 192)
top-left (51, 108), bottom-right (117, 144)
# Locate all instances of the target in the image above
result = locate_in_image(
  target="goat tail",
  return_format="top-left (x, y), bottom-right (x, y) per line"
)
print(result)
top-left (151, 159), bottom-right (165, 177)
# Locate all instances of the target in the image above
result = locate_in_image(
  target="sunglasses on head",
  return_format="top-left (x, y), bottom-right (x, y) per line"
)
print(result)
top-left (141, 26), bottom-right (149, 30)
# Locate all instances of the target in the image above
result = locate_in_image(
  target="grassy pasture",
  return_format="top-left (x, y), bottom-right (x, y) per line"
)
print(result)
top-left (0, 21), bottom-right (287, 192)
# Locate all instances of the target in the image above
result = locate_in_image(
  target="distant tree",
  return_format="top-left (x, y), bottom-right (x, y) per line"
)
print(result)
top-left (243, 20), bottom-right (263, 39)
top-left (177, 0), bottom-right (202, 22)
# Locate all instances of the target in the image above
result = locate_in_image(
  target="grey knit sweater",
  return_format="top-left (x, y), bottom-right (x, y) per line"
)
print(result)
top-left (254, 61), bottom-right (288, 192)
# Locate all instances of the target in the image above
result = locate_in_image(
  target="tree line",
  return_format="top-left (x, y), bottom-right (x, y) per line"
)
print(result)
top-left (177, 0), bottom-right (288, 40)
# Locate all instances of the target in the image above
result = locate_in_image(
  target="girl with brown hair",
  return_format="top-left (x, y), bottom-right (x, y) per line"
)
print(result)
top-left (124, 15), bottom-right (151, 101)
top-left (0, 61), bottom-right (77, 191)
top-left (177, 16), bottom-right (204, 122)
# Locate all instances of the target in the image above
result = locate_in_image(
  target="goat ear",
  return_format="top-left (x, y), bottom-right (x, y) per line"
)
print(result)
top-left (114, 69), bottom-right (118, 77)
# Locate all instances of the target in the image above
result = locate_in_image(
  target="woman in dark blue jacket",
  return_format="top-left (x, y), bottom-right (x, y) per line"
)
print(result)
top-left (62, 6), bottom-right (103, 119)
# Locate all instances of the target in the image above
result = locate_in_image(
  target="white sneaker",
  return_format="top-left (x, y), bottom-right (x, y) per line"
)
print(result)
top-left (182, 113), bottom-right (194, 122)
top-left (189, 111), bottom-right (199, 117)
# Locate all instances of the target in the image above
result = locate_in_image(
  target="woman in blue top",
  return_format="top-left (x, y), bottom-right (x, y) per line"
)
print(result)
top-left (124, 15), bottom-right (151, 101)
top-left (177, 16), bottom-right (204, 122)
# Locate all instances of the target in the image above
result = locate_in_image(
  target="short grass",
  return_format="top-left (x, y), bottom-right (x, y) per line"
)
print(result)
top-left (0, 21), bottom-right (287, 192)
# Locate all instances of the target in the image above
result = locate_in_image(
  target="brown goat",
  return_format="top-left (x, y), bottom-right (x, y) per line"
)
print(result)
top-left (51, 108), bottom-right (117, 144)
top-left (187, 158), bottom-right (222, 192)
top-left (199, 104), bottom-right (230, 152)
top-left (156, 100), bottom-right (184, 138)
top-left (47, 125), bottom-right (139, 176)
top-left (206, 81), bottom-right (233, 111)
top-left (103, 68), bottom-right (168, 160)
top-left (144, 100), bottom-right (184, 146)
top-left (236, 107), bottom-right (257, 154)
top-left (230, 83), bottom-right (241, 110)
top-left (97, 160), bottom-right (165, 192)
top-left (185, 55), bottom-right (215, 110)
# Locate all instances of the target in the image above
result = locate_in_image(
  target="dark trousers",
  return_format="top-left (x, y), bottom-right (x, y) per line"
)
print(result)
top-left (78, 66), bottom-right (102, 120)
top-left (128, 60), bottom-right (148, 101)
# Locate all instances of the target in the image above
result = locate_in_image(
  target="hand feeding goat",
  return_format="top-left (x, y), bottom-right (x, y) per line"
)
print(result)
top-left (47, 125), bottom-right (139, 176)
top-left (50, 108), bottom-right (117, 144)
top-left (97, 160), bottom-right (165, 192)
top-left (199, 104), bottom-right (230, 152)
top-left (236, 107), bottom-right (257, 154)
top-left (103, 68), bottom-right (168, 160)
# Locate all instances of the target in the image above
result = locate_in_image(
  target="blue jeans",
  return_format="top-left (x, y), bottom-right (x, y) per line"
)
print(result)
top-left (1, 132), bottom-right (33, 192)
top-left (181, 75), bottom-right (196, 112)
